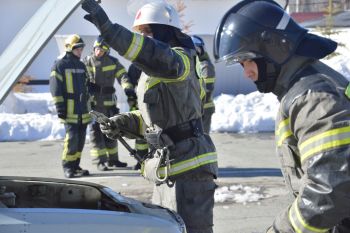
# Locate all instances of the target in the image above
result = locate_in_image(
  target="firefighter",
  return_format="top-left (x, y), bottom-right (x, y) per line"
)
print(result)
top-left (84, 36), bottom-right (132, 171)
top-left (214, 0), bottom-right (350, 232)
top-left (127, 63), bottom-right (149, 170)
top-left (81, 1), bottom-right (218, 233)
top-left (191, 35), bottom-right (216, 134)
top-left (50, 34), bottom-right (91, 178)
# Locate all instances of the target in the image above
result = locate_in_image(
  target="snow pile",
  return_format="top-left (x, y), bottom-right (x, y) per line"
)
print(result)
top-left (214, 184), bottom-right (267, 204)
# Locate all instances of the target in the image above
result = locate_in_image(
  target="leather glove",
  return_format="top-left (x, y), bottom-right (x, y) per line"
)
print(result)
top-left (81, 0), bottom-right (112, 33)
top-left (100, 114), bottom-right (130, 140)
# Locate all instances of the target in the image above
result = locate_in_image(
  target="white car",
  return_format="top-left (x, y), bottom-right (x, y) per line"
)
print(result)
top-left (0, 176), bottom-right (186, 233)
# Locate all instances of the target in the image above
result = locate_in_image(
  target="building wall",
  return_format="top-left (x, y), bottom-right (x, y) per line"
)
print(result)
top-left (1, 0), bottom-right (286, 95)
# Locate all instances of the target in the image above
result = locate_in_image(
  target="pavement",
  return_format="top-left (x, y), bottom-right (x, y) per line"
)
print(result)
top-left (0, 133), bottom-right (292, 233)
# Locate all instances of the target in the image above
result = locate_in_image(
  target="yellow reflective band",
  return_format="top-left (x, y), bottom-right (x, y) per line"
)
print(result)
top-left (103, 100), bottom-right (115, 106)
top-left (276, 118), bottom-right (293, 147)
top-left (90, 148), bottom-right (107, 157)
top-left (135, 143), bottom-right (148, 151)
top-left (86, 66), bottom-right (96, 75)
top-left (50, 71), bottom-right (63, 82)
top-left (102, 65), bottom-right (116, 72)
top-left (67, 99), bottom-right (74, 115)
top-left (345, 83), bottom-right (350, 99)
top-left (289, 199), bottom-right (329, 233)
top-left (65, 70), bottom-right (74, 94)
top-left (131, 110), bottom-right (143, 135)
top-left (158, 152), bottom-right (217, 177)
top-left (204, 102), bottom-right (215, 109)
top-left (200, 79), bottom-right (206, 100)
top-left (124, 33), bottom-right (144, 61)
top-left (146, 49), bottom-right (190, 90)
top-left (52, 96), bottom-right (64, 103)
top-left (115, 68), bottom-right (126, 78)
top-left (300, 126), bottom-right (350, 162)
top-left (107, 147), bottom-right (118, 155)
top-left (204, 77), bottom-right (216, 84)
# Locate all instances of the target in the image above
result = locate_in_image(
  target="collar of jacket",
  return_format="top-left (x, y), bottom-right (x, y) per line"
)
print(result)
top-left (65, 52), bottom-right (81, 61)
top-left (273, 55), bottom-right (316, 100)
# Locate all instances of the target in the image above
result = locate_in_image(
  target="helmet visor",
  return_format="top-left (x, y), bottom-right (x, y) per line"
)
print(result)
top-left (214, 13), bottom-right (264, 64)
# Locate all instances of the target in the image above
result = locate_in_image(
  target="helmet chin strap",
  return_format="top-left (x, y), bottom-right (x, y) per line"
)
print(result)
top-left (253, 58), bottom-right (281, 93)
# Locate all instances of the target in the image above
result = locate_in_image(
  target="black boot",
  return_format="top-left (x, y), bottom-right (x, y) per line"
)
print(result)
top-left (64, 168), bottom-right (75, 178)
top-left (97, 162), bottom-right (108, 171)
top-left (75, 166), bottom-right (90, 176)
top-left (108, 160), bottom-right (127, 168)
top-left (133, 162), bottom-right (141, 170)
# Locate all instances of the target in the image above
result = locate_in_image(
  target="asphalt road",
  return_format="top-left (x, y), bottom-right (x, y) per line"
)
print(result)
top-left (0, 133), bottom-right (292, 233)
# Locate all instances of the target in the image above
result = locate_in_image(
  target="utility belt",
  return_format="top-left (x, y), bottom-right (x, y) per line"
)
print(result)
top-left (145, 118), bottom-right (204, 149)
top-left (89, 83), bottom-right (115, 94)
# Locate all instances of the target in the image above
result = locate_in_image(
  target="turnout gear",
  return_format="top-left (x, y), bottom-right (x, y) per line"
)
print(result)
top-left (84, 40), bottom-right (132, 169)
top-left (64, 34), bottom-right (85, 52)
top-left (50, 42), bottom-right (91, 177)
top-left (82, 2), bottom-right (218, 232)
top-left (191, 35), bottom-right (205, 57)
top-left (215, 1), bottom-right (350, 232)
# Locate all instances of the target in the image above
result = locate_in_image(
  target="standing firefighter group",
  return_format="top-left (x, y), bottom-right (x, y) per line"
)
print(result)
top-left (49, 0), bottom-right (350, 232)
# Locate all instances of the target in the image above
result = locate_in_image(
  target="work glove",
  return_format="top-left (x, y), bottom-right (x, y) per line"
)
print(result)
top-left (56, 106), bottom-right (66, 119)
top-left (100, 114), bottom-right (130, 140)
top-left (81, 0), bottom-right (112, 33)
top-left (124, 88), bottom-right (138, 111)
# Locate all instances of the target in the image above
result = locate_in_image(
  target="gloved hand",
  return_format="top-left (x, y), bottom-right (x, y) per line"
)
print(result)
top-left (56, 106), bottom-right (66, 119)
top-left (124, 88), bottom-right (138, 111)
top-left (81, 0), bottom-right (112, 33)
top-left (100, 114), bottom-right (130, 140)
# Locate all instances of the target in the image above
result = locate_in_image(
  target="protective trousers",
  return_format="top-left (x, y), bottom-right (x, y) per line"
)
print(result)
top-left (89, 121), bottom-right (119, 164)
top-left (62, 123), bottom-right (88, 169)
top-left (152, 172), bottom-right (216, 233)
top-left (202, 107), bottom-right (215, 134)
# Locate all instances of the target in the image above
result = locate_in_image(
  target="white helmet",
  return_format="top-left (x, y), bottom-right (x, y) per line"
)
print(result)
top-left (132, 2), bottom-right (181, 32)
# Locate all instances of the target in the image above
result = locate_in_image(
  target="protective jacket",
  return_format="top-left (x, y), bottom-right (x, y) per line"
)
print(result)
top-left (195, 52), bottom-right (216, 134)
top-left (100, 24), bottom-right (218, 180)
top-left (84, 53), bottom-right (132, 115)
top-left (50, 52), bottom-right (91, 124)
top-left (273, 55), bottom-right (350, 233)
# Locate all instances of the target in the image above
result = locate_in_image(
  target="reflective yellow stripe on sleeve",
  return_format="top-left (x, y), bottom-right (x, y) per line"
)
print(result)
top-left (204, 77), bottom-right (216, 84)
top-left (276, 118), bottom-right (293, 147)
top-left (123, 33), bottom-right (144, 61)
top-left (204, 102), bottom-right (215, 109)
top-left (131, 110), bottom-right (144, 136)
top-left (135, 143), bottom-right (149, 151)
top-left (50, 71), bottom-right (63, 82)
top-left (102, 65), bottom-right (116, 72)
top-left (115, 68), bottom-right (126, 79)
top-left (289, 199), bottom-right (329, 233)
top-left (157, 152), bottom-right (217, 177)
top-left (299, 126), bottom-right (350, 163)
top-left (146, 49), bottom-right (191, 90)
top-left (52, 96), bottom-right (64, 103)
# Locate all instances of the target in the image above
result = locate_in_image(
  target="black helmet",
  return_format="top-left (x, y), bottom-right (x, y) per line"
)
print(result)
top-left (93, 36), bottom-right (110, 52)
top-left (213, 0), bottom-right (337, 65)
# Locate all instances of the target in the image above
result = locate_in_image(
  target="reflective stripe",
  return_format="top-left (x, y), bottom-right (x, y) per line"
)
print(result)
top-left (158, 152), bottom-right (217, 177)
top-left (300, 126), bottom-right (350, 163)
top-left (107, 147), bottom-right (118, 155)
top-left (124, 33), bottom-right (144, 61)
top-left (50, 71), bottom-right (63, 82)
top-left (345, 83), bottom-right (350, 99)
top-left (204, 77), bottom-right (215, 84)
top-left (52, 96), bottom-right (64, 103)
top-left (86, 66), bottom-right (95, 74)
top-left (67, 99), bottom-right (74, 115)
top-left (131, 110), bottom-right (143, 135)
top-left (289, 199), bottom-right (329, 233)
top-left (276, 118), bottom-right (293, 147)
top-left (90, 148), bottom-right (107, 157)
top-left (102, 65), bottom-right (116, 72)
top-left (200, 79), bottom-right (206, 100)
top-left (276, 12), bottom-right (290, 30)
top-left (65, 70), bottom-right (73, 94)
top-left (135, 143), bottom-right (148, 151)
top-left (62, 133), bottom-right (81, 161)
top-left (115, 68), bottom-right (126, 78)
top-left (204, 102), bottom-right (215, 109)
top-left (146, 49), bottom-right (190, 90)
top-left (103, 100), bottom-right (115, 106)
